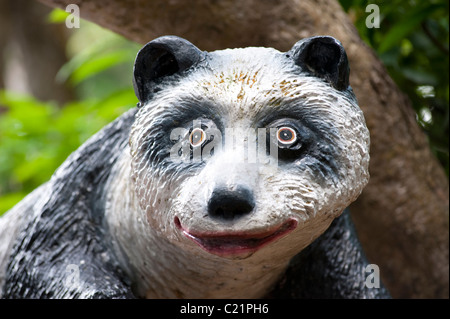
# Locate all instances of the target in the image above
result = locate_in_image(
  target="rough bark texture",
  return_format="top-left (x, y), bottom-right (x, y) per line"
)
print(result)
top-left (37, 0), bottom-right (449, 298)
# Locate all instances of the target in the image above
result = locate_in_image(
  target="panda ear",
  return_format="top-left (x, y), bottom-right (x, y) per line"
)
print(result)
top-left (288, 36), bottom-right (350, 91)
top-left (133, 36), bottom-right (205, 104)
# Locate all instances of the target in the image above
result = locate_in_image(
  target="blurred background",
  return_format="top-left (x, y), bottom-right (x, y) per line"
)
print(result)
top-left (0, 0), bottom-right (448, 215)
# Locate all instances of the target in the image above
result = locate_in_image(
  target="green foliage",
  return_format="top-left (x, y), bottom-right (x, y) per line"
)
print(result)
top-left (0, 15), bottom-right (139, 215)
top-left (0, 89), bottom-right (135, 214)
top-left (340, 0), bottom-right (449, 175)
top-left (46, 7), bottom-right (70, 24)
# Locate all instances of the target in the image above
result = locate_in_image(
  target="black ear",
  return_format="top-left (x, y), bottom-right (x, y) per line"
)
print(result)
top-left (288, 36), bottom-right (350, 91)
top-left (133, 36), bottom-right (205, 103)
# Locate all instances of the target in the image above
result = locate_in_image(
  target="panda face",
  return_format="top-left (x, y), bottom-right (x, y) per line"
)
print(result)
top-left (127, 44), bottom-right (370, 260)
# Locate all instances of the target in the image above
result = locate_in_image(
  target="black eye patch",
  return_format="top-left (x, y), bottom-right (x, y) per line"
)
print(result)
top-left (265, 118), bottom-right (315, 162)
top-left (256, 109), bottom-right (341, 184)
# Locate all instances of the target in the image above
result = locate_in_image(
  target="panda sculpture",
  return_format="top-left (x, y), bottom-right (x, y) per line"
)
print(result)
top-left (0, 35), bottom-right (390, 299)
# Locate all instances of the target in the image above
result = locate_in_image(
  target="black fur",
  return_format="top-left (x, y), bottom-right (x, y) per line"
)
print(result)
top-left (2, 109), bottom-right (138, 298)
top-left (1, 36), bottom-right (390, 299)
top-left (289, 36), bottom-right (350, 91)
top-left (268, 210), bottom-right (390, 298)
top-left (133, 36), bottom-right (206, 103)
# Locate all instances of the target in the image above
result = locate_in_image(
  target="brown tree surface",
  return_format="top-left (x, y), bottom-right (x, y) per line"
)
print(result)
top-left (38, 0), bottom-right (449, 298)
top-left (1, 0), bottom-right (73, 104)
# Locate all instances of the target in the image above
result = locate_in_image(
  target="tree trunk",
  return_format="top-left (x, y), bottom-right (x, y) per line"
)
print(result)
top-left (1, 0), bottom-right (73, 105)
top-left (38, 0), bottom-right (449, 298)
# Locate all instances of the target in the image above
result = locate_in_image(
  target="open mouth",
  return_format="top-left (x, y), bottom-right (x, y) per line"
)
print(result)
top-left (174, 217), bottom-right (297, 258)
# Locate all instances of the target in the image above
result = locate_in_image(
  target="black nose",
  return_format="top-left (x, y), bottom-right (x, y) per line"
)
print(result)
top-left (207, 186), bottom-right (255, 220)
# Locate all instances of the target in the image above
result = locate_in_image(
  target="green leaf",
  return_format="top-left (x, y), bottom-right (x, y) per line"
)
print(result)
top-left (401, 68), bottom-right (439, 85)
top-left (0, 193), bottom-right (28, 216)
top-left (93, 88), bottom-right (136, 119)
top-left (56, 34), bottom-right (126, 83)
top-left (70, 50), bottom-right (132, 84)
top-left (46, 8), bottom-right (70, 24)
top-left (378, 3), bottom-right (446, 53)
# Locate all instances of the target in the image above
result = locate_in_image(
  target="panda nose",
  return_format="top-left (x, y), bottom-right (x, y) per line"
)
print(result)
top-left (207, 186), bottom-right (255, 220)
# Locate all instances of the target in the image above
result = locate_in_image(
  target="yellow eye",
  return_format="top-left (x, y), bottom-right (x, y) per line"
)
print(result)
top-left (189, 128), bottom-right (206, 147)
top-left (277, 127), bottom-right (297, 145)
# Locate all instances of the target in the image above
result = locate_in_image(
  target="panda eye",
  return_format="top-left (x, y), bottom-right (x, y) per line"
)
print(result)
top-left (189, 128), bottom-right (206, 147)
top-left (277, 127), bottom-right (297, 145)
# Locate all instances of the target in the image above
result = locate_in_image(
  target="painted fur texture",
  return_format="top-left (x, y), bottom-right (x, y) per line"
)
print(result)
top-left (0, 36), bottom-right (389, 298)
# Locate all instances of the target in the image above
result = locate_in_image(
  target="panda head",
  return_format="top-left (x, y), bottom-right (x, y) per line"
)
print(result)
top-left (129, 35), bottom-right (370, 260)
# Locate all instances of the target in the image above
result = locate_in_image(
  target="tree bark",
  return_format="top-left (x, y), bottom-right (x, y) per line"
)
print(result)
top-left (38, 0), bottom-right (449, 298)
top-left (1, 0), bottom-right (74, 105)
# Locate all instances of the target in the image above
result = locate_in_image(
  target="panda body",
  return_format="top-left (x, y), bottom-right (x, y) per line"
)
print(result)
top-left (0, 36), bottom-right (389, 299)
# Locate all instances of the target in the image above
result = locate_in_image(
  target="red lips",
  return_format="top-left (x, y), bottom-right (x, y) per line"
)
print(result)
top-left (174, 217), bottom-right (297, 258)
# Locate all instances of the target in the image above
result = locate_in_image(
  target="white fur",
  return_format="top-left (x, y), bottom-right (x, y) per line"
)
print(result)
top-left (105, 47), bottom-right (370, 298)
